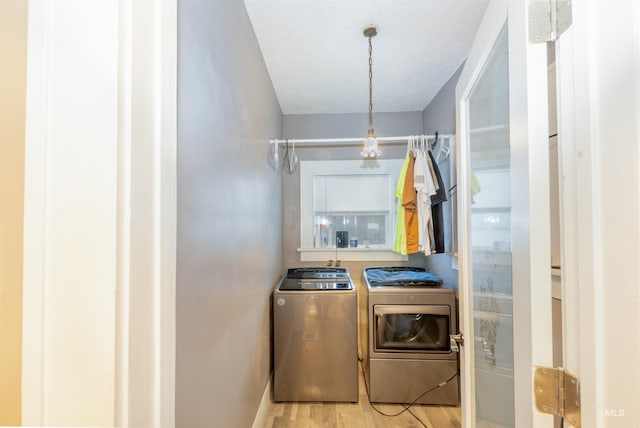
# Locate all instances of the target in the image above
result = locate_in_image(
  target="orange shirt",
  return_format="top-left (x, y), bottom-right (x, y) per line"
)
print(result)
top-left (402, 153), bottom-right (419, 253)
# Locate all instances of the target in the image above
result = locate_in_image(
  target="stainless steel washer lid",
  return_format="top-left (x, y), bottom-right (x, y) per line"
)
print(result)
top-left (278, 267), bottom-right (353, 290)
top-left (278, 279), bottom-right (353, 290)
top-left (284, 267), bottom-right (349, 279)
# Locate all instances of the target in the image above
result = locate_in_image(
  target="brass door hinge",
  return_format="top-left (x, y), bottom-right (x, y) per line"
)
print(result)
top-left (534, 366), bottom-right (581, 427)
top-left (529, 0), bottom-right (572, 43)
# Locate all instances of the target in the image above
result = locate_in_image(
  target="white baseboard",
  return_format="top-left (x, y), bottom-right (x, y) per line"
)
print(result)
top-left (251, 379), bottom-right (272, 428)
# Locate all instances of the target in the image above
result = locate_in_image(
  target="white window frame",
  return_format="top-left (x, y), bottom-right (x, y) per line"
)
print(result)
top-left (299, 159), bottom-right (408, 262)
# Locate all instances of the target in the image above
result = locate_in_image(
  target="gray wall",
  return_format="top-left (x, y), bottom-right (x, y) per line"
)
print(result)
top-left (177, 0), bottom-right (283, 427)
top-left (421, 65), bottom-right (464, 290)
top-left (423, 66), bottom-right (463, 135)
top-left (284, 112), bottom-right (423, 146)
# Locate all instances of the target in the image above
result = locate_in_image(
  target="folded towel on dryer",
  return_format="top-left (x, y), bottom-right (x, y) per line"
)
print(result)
top-left (365, 268), bottom-right (443, 287)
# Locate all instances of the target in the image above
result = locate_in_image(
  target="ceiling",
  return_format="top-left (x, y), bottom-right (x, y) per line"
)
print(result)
top-left (244, 0), bottom-right (489, 115)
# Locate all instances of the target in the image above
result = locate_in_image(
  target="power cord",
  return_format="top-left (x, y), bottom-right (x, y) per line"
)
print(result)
top-left (408, 407), bottom-right (429, 428)
top-left (359, 361), bottom-right (458, 428)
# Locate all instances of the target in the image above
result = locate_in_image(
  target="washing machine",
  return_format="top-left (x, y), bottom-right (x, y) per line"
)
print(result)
top-left (273, 267), bottom-right (358, 402)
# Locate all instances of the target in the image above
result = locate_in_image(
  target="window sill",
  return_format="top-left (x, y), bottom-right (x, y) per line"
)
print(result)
top-left (298, 247), bottom-right (408, 262)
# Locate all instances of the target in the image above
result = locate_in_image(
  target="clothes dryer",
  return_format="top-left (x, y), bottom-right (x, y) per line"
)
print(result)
top-left (363, 266), bottom-right (459, 405)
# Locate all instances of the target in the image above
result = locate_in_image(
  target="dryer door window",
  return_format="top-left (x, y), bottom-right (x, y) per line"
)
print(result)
top-left (374, 304), bottom-right (451, 352)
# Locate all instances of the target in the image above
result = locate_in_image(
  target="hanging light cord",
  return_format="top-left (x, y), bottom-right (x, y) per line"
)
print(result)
top-left (368, 34), bottom-right (374, 131)
top-left (361, 25), bottom-right (380, 158)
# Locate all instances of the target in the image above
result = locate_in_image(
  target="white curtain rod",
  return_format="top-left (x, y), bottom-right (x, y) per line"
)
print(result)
top-left (269, 133), bottom-right (451, 146)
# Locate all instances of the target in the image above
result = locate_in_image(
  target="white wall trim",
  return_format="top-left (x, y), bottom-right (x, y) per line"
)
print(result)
top-left (252, 380), bottom-right (272, 428)
top-left (115, 0), bottom-right (133, 424)
top-left (557, 1), bottom-right (640, 426)
top-left (507, 1), bottom-right (553, 426)
top-left (22, 1), bottom-right (177, 426)
top-left (21, 0), bottom-right (51, 422)
top-left (119, 0), bottom-right (177, 426)
top-left (157, 0), bottom-right (178, 426)
top-left (24, 1), bottom-right (123, 425)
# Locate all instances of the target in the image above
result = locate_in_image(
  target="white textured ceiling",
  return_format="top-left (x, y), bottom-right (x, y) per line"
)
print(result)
top-left (244, 0), bottom-right (489, 114)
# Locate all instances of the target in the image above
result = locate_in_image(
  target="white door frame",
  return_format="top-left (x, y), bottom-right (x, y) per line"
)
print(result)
top-left (22, 1), bottom-right (176, 426)
top-left (556, 0), bottom-right (640, 426)
top-left (456, 0), bottom-right (553, 426)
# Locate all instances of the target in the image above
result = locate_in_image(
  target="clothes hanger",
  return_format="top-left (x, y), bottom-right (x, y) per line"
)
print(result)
top-left (430, 131), bottom-right (439, 153)
top-left (440, 137), bottom-right (451, 161)
top-left (283, 140), bottom-right (298, 174)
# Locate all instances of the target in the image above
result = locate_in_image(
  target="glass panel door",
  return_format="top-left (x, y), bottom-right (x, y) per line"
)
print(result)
top-left (467, 25), bottom-right (515, 427)
top-left (456, 1), bottom-right (553, 426)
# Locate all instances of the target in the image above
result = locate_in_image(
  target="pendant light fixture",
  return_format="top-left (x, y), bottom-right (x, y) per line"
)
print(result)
top-left (361, 25), bottom-right (381, 158)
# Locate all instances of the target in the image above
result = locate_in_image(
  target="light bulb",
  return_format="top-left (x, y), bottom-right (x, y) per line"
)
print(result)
top-left (361, 135), bottom-right (381, 158)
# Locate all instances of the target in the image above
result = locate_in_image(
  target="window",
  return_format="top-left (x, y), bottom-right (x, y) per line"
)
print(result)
top-left (299, 159), bottom-right (407, 261)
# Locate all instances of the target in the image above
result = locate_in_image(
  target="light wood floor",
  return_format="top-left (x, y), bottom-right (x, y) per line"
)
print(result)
top-left (264, 364), bottom-right (461, 428)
